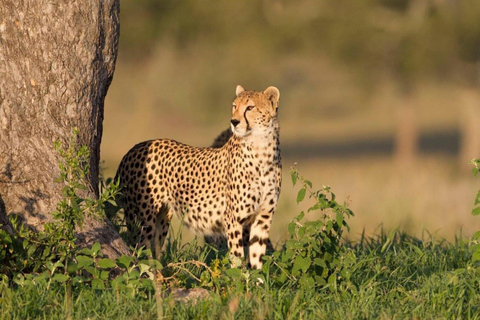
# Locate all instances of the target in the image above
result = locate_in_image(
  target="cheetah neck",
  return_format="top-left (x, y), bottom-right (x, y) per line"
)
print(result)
top-left (230, 120), bottom-right (280, 164)
top-left (247, 119), bottom-right (279, 144)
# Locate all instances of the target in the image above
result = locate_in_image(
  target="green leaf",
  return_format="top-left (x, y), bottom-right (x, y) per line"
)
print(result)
top-left (72, 276), bottom-right (87, 285)
top-left (92, 278), bottom-right (105, 290)
top-left (336, 212), bottom-right (344, 227)
top-left (138, 263), bottom-right (154, 278)
top-left (111, 276), bottom-right (126, 289)
top-left (297, 211), bottom-right (305, 221)
top-left (139, 259), bottom-right (162, 270)
top-left (225, 268), bottom-right (242, 278)
top-left (473, 231), bottom-right (480, 240)
top-left (292, 256), bottom-right (311, 275)
top-left (42, 246), bottom-right (51, 260)
top-left (98, 258), bottom-right (116, 269)
top-left (304, 180), bottom-right (312, 188)
top-left (116, 255), bottom-right (134, 269)
top-left (91, 242), bottom-right (101, 255)
top-left (278, 273), bottom-right (287, 284)
top-left (77, 248), bottom-right (93, 256)
top-left (27, 244), bottom-right (37, 258)
top-left (472, 207), bottom-right (480, 216)
top-left (323, 252), bottom-right (333, 262)
top-left (129, 270), bottom-right (140, 279)
top-left (52, 274), bottom-right (69, 283)
top-left (472, 250), bottom-right (480, 262)
top-left (470, 244), bottom-right (480, 256)
top-left (76, 255), bottom-right (94, 269)
top-left (475, 190), bottom-right (480, 205)
top-left (299, 275), bottom-right (314, 287)
top-left (315, 275), bottom-right (327, 285)
top-left (298, 226), bottom-right (305, 238)
top-left (100, 270), bottom-right (110, 280)
top-left (84, 266), bottom-right (99, 276)
top-left (326, 220), bottom-right (333, 232)
top-left (291, 173), bottom-right (297, 186)
top-left (340, 268), bottom-right (352, 280)
top-left (314, 258), bottom-right (326, 268)
top-left (297, 187), bottom-right (306, 204)
top-left (67, 262), bottom-right (79, 274)
top-left (328, 274), bottom-right (337, 286)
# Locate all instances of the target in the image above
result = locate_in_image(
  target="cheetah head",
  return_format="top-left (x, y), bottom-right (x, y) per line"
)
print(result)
top-left (230, 85), bottom-right (280, 138)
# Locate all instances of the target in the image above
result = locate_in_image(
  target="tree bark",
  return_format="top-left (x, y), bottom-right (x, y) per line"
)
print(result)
top-left (0, 0), bottom-right (130, 258)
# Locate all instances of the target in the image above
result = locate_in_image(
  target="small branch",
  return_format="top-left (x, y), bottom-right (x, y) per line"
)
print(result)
top-left (164, 260), bottom-right (214, 283)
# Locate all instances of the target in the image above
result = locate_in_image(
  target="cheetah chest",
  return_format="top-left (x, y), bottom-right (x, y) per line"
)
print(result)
top-left (173, 156), bottom-right (279, 237)
top-left (227, 143), bottom-right (281, 222)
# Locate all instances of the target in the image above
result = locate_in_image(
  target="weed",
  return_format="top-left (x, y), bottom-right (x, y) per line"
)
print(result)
top-left (261, 166), bottom-right (356, 290)
top-left (470, 158), bottom-right (480, 264)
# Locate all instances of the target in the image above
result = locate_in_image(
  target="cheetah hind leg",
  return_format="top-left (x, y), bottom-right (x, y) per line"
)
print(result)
top-left (204, 225), bottom-right (274, 261)
top-left (242, 224), bottom-right (274, 268)
top-left (204, 234), bottom-right (229, 252)
top-left (153, 205), bottom-right (171, 261)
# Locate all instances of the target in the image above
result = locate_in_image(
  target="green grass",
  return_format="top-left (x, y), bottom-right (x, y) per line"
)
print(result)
top-left (3, 231), bottom-right (480, 320)
top-left (2, 152), bottom-right (479, 319)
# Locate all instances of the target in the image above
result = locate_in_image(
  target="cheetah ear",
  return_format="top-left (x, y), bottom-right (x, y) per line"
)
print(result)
top-left (264, 86), bottom-right (280, 107)
top-left (236, 85), bottom-right (245, 96)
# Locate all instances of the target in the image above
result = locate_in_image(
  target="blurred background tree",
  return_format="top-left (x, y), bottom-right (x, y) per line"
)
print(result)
top-left (103, 0), bottom-right (480, 242)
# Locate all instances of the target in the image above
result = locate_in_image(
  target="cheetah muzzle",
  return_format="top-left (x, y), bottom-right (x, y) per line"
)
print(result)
top-left (115, 85), bottom-right (282, 269)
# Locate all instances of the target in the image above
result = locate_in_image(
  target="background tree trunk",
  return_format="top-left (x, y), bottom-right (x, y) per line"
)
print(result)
top-left (0, 0), bottom-right (130, 258)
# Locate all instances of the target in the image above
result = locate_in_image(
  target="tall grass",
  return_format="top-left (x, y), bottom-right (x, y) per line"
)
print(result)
top-left (3, 230), bottom-right (479, 319)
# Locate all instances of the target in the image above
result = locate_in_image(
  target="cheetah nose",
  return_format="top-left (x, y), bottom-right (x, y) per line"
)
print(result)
top-left (230, 119), bottom-right (240, 127)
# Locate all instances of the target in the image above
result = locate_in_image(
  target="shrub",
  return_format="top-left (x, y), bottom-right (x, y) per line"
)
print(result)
top-left (260, 167), bottom-right (356, 290)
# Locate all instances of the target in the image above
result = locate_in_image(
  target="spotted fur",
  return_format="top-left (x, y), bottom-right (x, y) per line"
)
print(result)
top-left (115, 85), bottom-right (282, 269)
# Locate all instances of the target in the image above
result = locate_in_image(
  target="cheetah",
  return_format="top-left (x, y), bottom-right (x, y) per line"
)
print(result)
top-left (208, 129), bottom-right (275, 253)
top-left (115, 85), bottom-right (282, 269)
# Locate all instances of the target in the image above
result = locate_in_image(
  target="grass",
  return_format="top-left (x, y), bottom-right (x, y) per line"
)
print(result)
top-left (3, 230), bottom-right (480, 319)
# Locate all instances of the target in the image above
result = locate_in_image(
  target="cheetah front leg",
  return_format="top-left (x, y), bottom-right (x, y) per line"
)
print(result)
top-left (225, 211), bottom-right (245, 267)
top-left (248, 204), bottom-right (275, 269)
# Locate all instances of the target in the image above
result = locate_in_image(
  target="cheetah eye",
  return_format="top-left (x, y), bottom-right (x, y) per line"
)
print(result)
top-left (246, 106), bottom-right (255, 111)
top-left (232, 105), bottom-right (237, 110)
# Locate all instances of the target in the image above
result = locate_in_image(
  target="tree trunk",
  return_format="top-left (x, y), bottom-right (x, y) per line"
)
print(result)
top-left (0, 0), bottom-right (130, 258)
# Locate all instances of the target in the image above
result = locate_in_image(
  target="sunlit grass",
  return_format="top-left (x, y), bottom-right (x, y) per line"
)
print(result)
top-left (5, 230), bottom-right (480, 319)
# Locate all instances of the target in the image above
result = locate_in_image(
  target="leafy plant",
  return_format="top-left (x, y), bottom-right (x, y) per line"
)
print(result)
top-left (262, 167), bottom-right (356, 290)
top-left (0, 128), bottom-right (126, 318)
top-left (471, 158), bottom-right (480, 217)
top-left (470, 158), bottom-right (480, 264)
